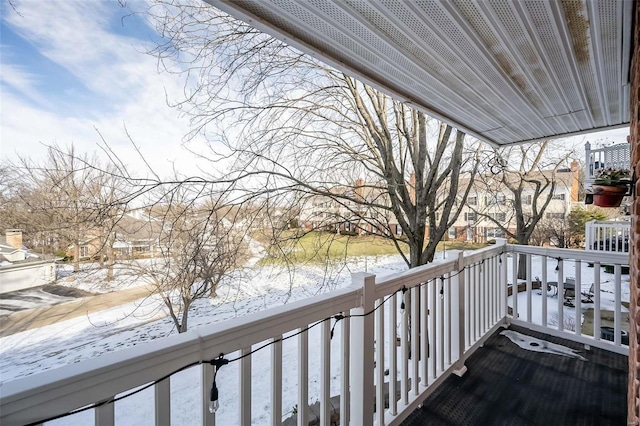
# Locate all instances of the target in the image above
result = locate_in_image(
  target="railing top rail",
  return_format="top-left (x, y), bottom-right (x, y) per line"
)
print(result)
top-left (0, 285), bottom-right (359, 425)
top-left (586, 220), bottom-right (631, 225)
top-left (507, 244), bottom-right (629, 265)
top-left (586, 143), bottom-right (630, 154)
top-left (461, 242), bottom-right (505, 266)
top-left (374, 257), bottom-right (457, 297)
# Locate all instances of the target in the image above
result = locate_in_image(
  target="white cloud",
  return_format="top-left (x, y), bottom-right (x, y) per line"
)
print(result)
top-left (0, 0), bottom-right (214, 177)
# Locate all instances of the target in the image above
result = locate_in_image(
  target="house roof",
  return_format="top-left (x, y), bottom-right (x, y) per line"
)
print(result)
top-left (206, 0), bottom-right (632, 147)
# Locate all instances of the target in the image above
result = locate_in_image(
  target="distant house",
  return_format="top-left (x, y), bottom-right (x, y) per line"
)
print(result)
top-left (67, 212), bottom-right (162, 261)
top-left (0, 229), bottom-right (58, 294)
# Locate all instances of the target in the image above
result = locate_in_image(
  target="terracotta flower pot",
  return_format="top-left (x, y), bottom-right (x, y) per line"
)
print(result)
top-left (592, 184), bottom-right (627, 207)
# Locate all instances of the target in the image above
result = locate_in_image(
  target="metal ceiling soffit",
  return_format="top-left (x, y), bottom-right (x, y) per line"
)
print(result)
top-left (206, 0), bottom-right (633, 147)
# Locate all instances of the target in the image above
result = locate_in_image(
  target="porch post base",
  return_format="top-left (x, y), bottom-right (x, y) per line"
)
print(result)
top-left (453, 365), bottom-right (467, 377)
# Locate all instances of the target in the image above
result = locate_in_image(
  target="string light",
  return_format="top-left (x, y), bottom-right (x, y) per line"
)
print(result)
top-left (209, 356), bottom-right (229, 413)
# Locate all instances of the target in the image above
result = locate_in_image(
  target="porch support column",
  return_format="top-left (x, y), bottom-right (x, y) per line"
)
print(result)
top-left (349, 272), bottom-right (376, 425)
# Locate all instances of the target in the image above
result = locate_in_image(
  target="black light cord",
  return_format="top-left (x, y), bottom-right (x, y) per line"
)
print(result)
top-left (25, 254), bottom-right (506, 426)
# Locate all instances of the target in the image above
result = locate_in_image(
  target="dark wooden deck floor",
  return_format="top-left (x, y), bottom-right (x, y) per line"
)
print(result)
top-left (402, 325), bottom-right (627, 426)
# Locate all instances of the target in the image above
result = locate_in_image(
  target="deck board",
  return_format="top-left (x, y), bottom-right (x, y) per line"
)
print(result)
top-left (402, 325), bottom-right (627, 425)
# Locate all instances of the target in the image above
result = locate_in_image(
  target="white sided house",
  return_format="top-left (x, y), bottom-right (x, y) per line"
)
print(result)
top-left (0, 230), bottom-right (57, 294)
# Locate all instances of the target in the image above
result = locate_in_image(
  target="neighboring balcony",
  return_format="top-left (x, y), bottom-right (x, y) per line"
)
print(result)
top-left (584, 141), bottom-right (631, 197)
top-left (586, 219), bottom-right (631, 254)
top-left (0, 241), bottom-right (629, 426)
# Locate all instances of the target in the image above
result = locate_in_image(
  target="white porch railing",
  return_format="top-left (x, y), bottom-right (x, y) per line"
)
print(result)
top-left (584, 141), bottom-right (630, 190)
top-left (508, 245), bottom-right (629, 353)
top-left (585, 219), bottom-right (630, 253)
top-left (0, 241), bottom-right (629, 426)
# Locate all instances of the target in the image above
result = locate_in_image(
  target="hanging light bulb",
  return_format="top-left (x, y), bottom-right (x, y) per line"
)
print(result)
top-left (209, 383), bottom-right (219, 413)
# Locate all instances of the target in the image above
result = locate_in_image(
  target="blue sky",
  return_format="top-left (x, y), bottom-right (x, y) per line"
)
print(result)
top-left (0, 0), bottom-right (630, 176)
top-left (0, 0), bottom-right (205, 174)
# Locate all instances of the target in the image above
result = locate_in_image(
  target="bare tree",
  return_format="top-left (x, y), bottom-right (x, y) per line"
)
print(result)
top-left (474, 142), bottom-right (576, 245)
top-left (10, 145), bottom-right (101, 271)
top-left (529, 217), bottom-right (570, 248)
top-left (121, 190), bottom-right (247, 333)
top-left (472, 141), bottom-right (576, 277)
top-left (143, 1), bottom-right (480, 268)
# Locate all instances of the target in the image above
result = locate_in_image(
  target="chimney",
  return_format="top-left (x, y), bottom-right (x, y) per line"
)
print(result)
top-left (570, 160), bottom-right (580, 202)
top-left (5, 229), bottom-right (23, 249)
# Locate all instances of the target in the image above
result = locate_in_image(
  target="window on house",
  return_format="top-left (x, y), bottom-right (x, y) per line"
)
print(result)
top-left (551, 193), bottom-right (565, 201)
top-left (488, 212), bottom-right (506, 222)
top-left (448, 227), bottom-right (456, 239)
top-left (467, 196), bottom-right (477, 206)
top-left (546, 212), bottom-right (565, 219)
top-left (522, 195), bottom-right (532, 205)
top-left (396, 224), bottom-right (403, 235)
top-left (486, 228), bottom-right (504, 238)
top-left (79, 246), bottom-right (88, 258)
top-left (464, 212), bottom-right (477, 221)
top-left (486, 194), bottom-right (506, 205)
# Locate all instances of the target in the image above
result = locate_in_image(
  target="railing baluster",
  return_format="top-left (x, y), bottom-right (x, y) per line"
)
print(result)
top-left (541, 257), bottom-right (548, 328)
top-left (500, 249), bottom-right (507, 320)
top-left (320, 321), bottom-right (331, 426)
top-left (388, 294), bottom-right (397, 416)
top-left (298, 328), bottom-right (308, 426)
top-left (240, 347), bottom-right (252, 425)
top-left (429, 279), bottom-right (437, 379)
top-left (594, 263), bottom-right (601, 340)
top-left (155, 377), bottom-right (170, 426)
top-left (484, 260), bottom-right (489, 331)
top-left (511, 254), bottom-right (518, 319)
top-left (411, 287), bottom-right (419, 395)
top-left (575, 261), bottom-right (582, 337)
top-left (202, 364), bottom-right (215, 426)
top-left (271, 336), bottom-right (282, 426)
top-left (614, 264), bottom-right (622, 345)
top-left (420, 283), bottom-right (429, 386)
top-left (491, 257), bottom-right (497, 324)
top-left (476, 264), bottom-right (481, 339)
top-left (469, 266), bottom-right (476, 344)
top-left (454, 252), bottom-right (466, 376)
top-left (95, 399), bottom-right (114, 426)
top-left (439, 277), bottom-right (445, 374)
top-left (557, 259), bottom-right (564, 331)
top-left (444, 276), bottom-right (451, 366)
top-left (526, 254), bottom-right (532, 323)
top-left (341, 314), bottom-right (351, 424)
top-left (376, 299), bottom-right (385, 421)
top-left (464, 268), bottom-right (470, 349)
top-left (400, 288), bottom-right (409, 404)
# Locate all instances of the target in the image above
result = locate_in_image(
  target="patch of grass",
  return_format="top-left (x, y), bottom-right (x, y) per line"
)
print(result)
top-left (259, 231), bottom-right (488, 265)
top-left (436, 240), bottom-right (488, 251)
top-left (581, 308), bottom-right (629, 337)
top-left (261, 231), bottom-right (405, 264)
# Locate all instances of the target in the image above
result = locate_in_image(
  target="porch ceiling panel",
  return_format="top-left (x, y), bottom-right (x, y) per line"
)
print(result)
top-left (205, 0), bottom-right (633, 146)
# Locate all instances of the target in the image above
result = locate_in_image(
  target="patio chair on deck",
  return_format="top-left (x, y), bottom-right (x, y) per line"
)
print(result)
top-left (581, 283), bottom-right (595, 303)
top-left (563, 278), bottom-right (576, 307)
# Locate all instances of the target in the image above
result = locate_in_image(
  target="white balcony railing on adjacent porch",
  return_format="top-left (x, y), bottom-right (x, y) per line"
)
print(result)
top-left (585, 219), bottom-right (630, 254)
top-left (0, 241), bottom-right (629, 426)
top-left (584, 141), bottom-right (631, 191)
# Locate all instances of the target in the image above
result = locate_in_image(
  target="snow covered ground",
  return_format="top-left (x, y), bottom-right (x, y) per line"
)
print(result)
top-left (1, 253), bottom-right (416, 425)
top-left (0, 251), bottom-right (629, 425)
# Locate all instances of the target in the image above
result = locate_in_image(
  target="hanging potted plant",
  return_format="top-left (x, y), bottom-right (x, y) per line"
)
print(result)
top-left (592, 167), bottom-right (631, 207)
